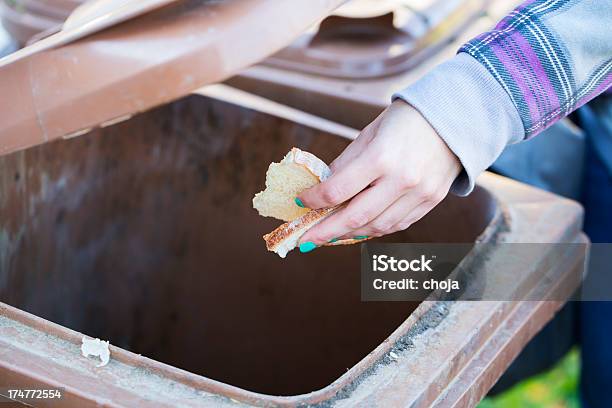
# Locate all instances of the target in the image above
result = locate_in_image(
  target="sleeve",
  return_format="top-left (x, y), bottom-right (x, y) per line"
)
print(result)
top-left (394, 0), bottom-right (612, 196)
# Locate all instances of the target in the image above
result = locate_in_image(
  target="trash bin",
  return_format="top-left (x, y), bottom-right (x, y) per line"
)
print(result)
top-left (0, 1), bottom-right (588, 406)
top-left (0, 92), bottom-right (587, 407)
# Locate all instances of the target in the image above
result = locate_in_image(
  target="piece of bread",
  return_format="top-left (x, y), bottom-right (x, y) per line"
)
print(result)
top-left (263, 205), bottom-right (371, 258)
top-left (253, 148), bottom-right (332, 222)
top-left (255, 148), bottom-right (371, 258)
top-left (263, 207), bottom-right (339, 258)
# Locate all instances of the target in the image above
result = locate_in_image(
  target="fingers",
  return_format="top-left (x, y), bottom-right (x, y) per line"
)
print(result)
top-left (298, 149), bottom-right (380, 210)
top-left (391, 201), bottom-right (436, 233)
top-left (341, 194), bottom-right (426, 239)
top-left (299, 180), bottom-right (403, 245)
top-left (328, 136), bottom-right (368, 173)
top-left (341, 183), bottom-right (450, 239)
top-left (328, 116), bottom-right (380, 172)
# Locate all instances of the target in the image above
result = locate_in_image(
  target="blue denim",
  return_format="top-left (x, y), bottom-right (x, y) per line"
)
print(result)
top-left (488, 97), bottom-right (612, 404)
top-left (578, 100), bottom-right (612, 408)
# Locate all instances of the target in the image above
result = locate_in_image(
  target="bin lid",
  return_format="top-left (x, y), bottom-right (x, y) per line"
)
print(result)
top-left (261, 0), bottom-right (486, 79)
top-left (0, 0), bottom-right (346, 156)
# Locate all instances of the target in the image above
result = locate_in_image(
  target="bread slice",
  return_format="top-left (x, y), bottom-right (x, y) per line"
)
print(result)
top-left (263, 207), bottom-right (339, 258)
top-left (255, 148), bottom-right (371, 258)
top-left (253, 148), bottom-right (332, 222)
top-left (263, 205), bottom-right (370, 258)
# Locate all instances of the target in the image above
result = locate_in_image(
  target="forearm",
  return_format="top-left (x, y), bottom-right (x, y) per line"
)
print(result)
top-left (395, 0), bottom-right (612, 195)
top-left (393, 54), bottom-right (523, 196)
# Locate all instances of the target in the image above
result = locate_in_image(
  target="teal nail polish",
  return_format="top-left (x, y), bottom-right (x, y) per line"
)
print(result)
top-left (354, 235), bottom-right (368, 240)
top-left (299, 242), bottom-right (317, 253)
top-left (329, 238), bottom-right (339, 243)
top-left (295, 197), bottom-right (305, 208)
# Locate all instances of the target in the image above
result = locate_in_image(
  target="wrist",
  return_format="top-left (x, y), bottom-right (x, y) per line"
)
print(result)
top-left (392, 53), bottom-right (524, 196)
top-left (390, 99), bottom-right (462, 181)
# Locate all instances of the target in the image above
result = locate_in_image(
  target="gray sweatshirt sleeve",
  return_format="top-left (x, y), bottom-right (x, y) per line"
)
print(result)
top-left (394, 0), bottom-right (612, 196)
top-left (393, 53), bottom-right (524, 196)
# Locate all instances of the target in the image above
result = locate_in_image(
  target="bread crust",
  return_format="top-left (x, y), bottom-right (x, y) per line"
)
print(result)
top-left (263, 207), bottom-right (337, 252)
top-left (282, 147), bottom-right (332, 182)
top-left (263, 205), bottom-right (371, 256)
top-left (323, 236), bottom-right (373, 246)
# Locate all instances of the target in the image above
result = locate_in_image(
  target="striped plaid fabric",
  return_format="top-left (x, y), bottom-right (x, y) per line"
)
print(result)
top-left (459, 0), bottom-right (612, 139)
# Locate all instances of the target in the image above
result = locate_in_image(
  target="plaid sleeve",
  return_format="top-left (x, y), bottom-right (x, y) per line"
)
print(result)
top-left (459, 0), bottom-right (612, 139)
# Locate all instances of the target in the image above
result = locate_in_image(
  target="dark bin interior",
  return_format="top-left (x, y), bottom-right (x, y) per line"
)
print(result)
top-left (0, 95), bottom-right (496, 396)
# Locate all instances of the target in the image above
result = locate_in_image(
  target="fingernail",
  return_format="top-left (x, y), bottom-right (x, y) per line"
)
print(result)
top-left (295, 197), bottom-right (305, 208)
top-left (354, 235), bottom-right (368, 240)
top-left (299, 242), bottom-right (317, 253)
top-left (329, 238), bottom-right (339, 243)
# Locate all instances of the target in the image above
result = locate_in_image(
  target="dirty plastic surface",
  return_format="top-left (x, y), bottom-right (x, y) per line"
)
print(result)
top-left (0, 95), bottom-right (495, 395)
top-left (0, 0), bottom-right (347, 156)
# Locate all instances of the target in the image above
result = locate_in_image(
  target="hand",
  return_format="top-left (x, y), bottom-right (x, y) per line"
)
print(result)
top-left (297, 100), bottom-right (462, 249)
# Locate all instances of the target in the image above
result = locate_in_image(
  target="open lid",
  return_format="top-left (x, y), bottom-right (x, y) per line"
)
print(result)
top-left (262, 0), bottom-right (487, 79)
top-left (0, 0), bottom-right (346, 156)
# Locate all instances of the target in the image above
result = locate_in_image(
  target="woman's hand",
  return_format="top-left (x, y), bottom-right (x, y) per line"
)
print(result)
top-left (297, 100), bottom-right (462, 250)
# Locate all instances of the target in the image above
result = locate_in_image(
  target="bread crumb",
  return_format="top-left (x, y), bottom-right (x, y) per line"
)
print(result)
top-left (81, 337), bottom-right (110, 367)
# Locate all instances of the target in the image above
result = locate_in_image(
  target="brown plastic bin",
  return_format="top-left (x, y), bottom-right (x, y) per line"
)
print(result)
top-left (0, 0), bottom-right (83, 45)
top-left (0, 92), bottom-right (586, 407)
